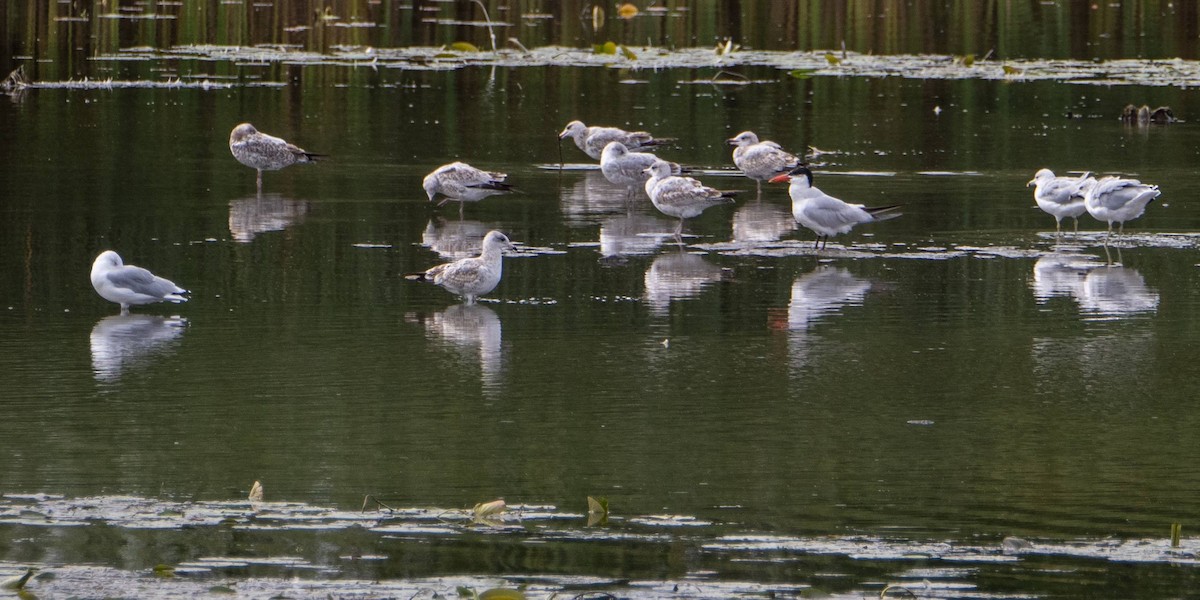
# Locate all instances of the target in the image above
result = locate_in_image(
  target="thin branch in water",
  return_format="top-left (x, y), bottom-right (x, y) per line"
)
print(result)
top-left (470, 0), bottom-right (498, 52)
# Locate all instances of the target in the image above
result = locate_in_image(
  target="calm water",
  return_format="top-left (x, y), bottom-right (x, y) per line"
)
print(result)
top-left (5, 4), bottom-right (1200, 599)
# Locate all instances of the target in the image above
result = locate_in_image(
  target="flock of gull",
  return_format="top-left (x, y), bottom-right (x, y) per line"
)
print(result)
top-left (88, 120), bottom-right (1164, 311)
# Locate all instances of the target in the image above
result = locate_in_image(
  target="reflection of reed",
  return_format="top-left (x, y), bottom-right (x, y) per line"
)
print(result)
top-left (422, 218), bottom-right (494, 260)
top-left (413, 304), bottom-right (503, 392)
top-left (786, 267), bottom-right (871, 330)
top-left (228, 194), bottom-right (308, 243)
top-left (643, 251), bottom-right (724, 314)
top-left (11, 1), bottom-right (1200, 83)
top-left (90, 314), bottom-right (187, 382)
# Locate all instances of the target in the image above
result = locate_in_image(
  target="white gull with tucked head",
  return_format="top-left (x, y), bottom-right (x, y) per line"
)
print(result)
top-left (727, 131), bottom-right (802, 189)
top-left (769, 166), bottom-right (901, 249)
top-left (404, 230), bottom-right (516, 304)
top-left (423, 162), bottom-right (514, 213)
top-left (229, 123), bottom-right (324, 190)
top-left (559, 120), bottom-right (669, 160)
top-left (1027, 169), bottom-right (1094, 234)
top-left (1084, 175), bottom-right (1160, 238)
top-left (91, 251), bottom-right (189, 314)
top-left (643, 160), bottom-right (737, 236)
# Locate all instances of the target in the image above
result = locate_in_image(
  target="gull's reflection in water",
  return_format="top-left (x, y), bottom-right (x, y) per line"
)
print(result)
top-left (1031, 253), bottom-right (1100, 303)
top-left (412, 304), bottom-right (503, 392)
top-left (561, 172), bottom-right (639, 224)
top-left (90, 314), bottom-right (188, 382)
top-left (643, 251), bottom-right (725, 314)
top-left (1079, 265), bottom-right (1159, 318)
top-left (229, 193), bottom-right (309, 243)
top-left (600, 214), bottom-right (674, 258)
top-left (422, 218), bottom-right (494, 260)
top-left (732, 200), bottom-right (797, 243)
top-left (1030, 253), bottom-right (1158, 318)
top-left (786, 267), bottom-right (873, 330)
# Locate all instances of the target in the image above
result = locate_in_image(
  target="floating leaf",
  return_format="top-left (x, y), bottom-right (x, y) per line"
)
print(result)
top-left (789, 69), bottom-right (815, 79)
top-left (449, 42), bottom-right (480, 53)
top-left (958, 53), bottom-right (975, 67)
top-left (824, 52), bottom-right (841, 65)
top-left (617, 3), bottom-right (638, 19)
top-left (1002, 64), bottom-right (1020, 75)
top-left (208, 586), bottom-right (237, 595)
top-left (457, 586), bottom-right (476, 598)
top-left (586, 496), bottom-right (609, 526)
top-left (587, 496), bottom-right (609, 515)
top-left (479, 589), bottom-right (527, 600)
top-left (472, 499), bottom-right (506, 518)
top-left (619, 45), bottom-right (638, 60)
top-left (152, 564), bottom-right (175, 578)
top-left (248, 480), bottom-right (263, 503)
top-left (593, 41), bottom-right (618, 55)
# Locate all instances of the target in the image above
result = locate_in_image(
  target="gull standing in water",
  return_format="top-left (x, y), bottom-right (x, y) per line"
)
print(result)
top-left (229, 123), bottom-right (325, 191)
top-left (1027, 169), bottom-right (1094, 234)
top-left (559, 120), bottom-right (670, 160)
top-left (769, 166), bottom-right (901, 249)
top-left (600, 141), bottom-right (682, 188)
top-left (91, 251), bottom-right (189, 314)
top-left (404, 230), bottom-right (516, 304)
top-left (727, 131), bottom-right (802, 192)
top-left (643, 160), bottom-right (737, 238)
top-left (1084, 175), bottom-right (1160, 240)
top-left (423, 162), bottom-right (514, 216)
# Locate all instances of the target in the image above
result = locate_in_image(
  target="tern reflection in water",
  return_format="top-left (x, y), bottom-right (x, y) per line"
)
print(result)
top-left (410, 304), bottom-right (503, 391)
top-left (422, 218), bottom-right (494, 260)
top-left (786, 267), bottom-right (873, 330)
top-left (229, 193), bottom-right (309, 243)
top-left (643, 251), bottom-right (725, 314)
top-left (90, 314), bottom-right (188, 382)
top-left (731, 199), bottom-right (798, 243)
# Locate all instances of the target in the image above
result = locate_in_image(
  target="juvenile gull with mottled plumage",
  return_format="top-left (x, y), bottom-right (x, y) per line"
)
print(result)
top-left (727, 131), bottom-right (802, 191)
top-left (643, 160), bottom-right (737, 236)
top-left (90, 251), bottom-right (189, 314)
top-left (229, 123), bottom-right (325, 190)
top-left (600, 141), bottom-right (683, 188)
top-left (559, 120), bottom-right (670, 161)
top-left (404, 230), bottom-right (516, 304)
top-left (423, 162), bottom-right (514, 215)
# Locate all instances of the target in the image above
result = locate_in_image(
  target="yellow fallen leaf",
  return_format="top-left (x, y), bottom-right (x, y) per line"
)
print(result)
top-left (617, 3), bottom-right (638, 19)
top-left (825, 52), bottom-right (841, 65)
top-left (473, 499), bottom-right (506, 518)
top-left (449, 41), bottom-right (480, 52)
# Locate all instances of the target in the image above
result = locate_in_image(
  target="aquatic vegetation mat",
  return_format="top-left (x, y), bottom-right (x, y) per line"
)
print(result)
top-left (1, 493), bottom-right (1197, 598)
